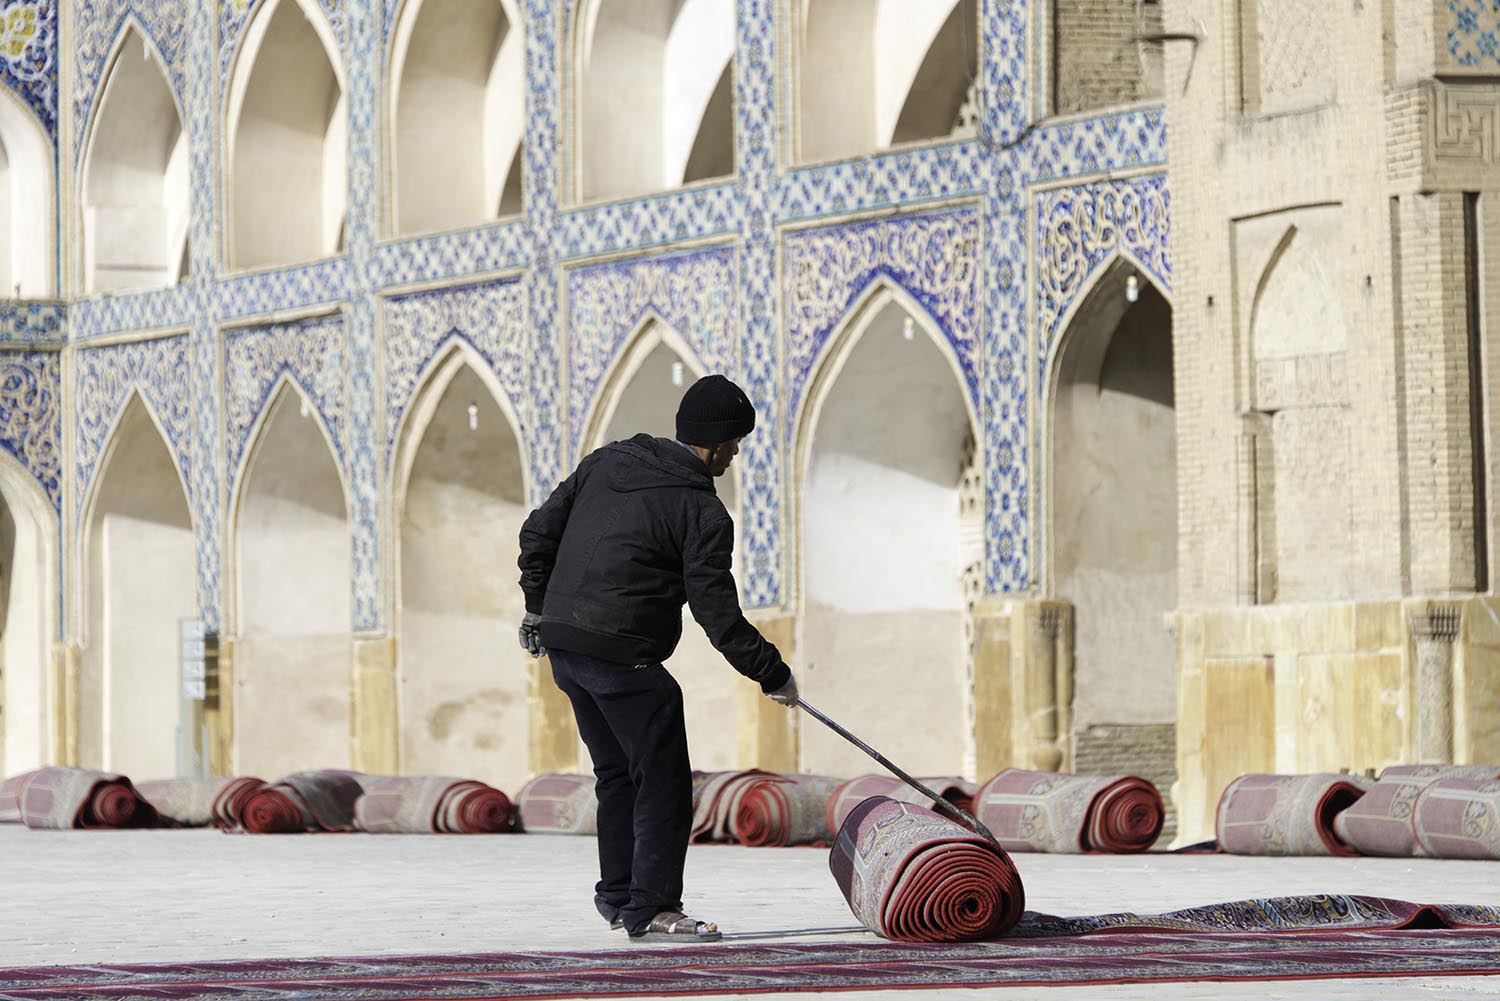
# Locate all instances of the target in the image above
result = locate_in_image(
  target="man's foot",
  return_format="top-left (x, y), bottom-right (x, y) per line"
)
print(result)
top-left (610, 917), bottom-right (623, 931)
top-left (628, 910), bottom-right (722, 942)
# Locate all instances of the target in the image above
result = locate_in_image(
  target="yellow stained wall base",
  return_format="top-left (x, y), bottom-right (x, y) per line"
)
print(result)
top-left (1174, 598), bottom-right (1500, 843)
top-left (738, 612), bottom-right (799, 771)
top-left (351, 637), bottom-right (399, 773)
top-left (528, 655), bottom-right (579, 775)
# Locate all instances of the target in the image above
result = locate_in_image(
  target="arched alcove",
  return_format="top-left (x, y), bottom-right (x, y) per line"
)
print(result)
top-left (233, 385), bottom-right (351, 775)
top-left (226, 0), bottom-right (347, 270)
top-left (0, 89), bottom-right (55, 297)
top-left (797, 291), bottom-right (976, 776)
top-left (0, 458), bottom-right (58, 778)
top-left (390, 0), bottom-right (524, 235)
top-left (796, 0), bottom-right (976, 163)
top-left (395, 357), bottom-right (530, 789)
top-left (1048, 260), bottom-right (1176, 739)
top-left (80, 396), bottom-right (196, 778)
top-left (81, 25), bottom-right (189, 292)
top-left (575, 0), bottom-right (734, 202)
top-left (583, 323), bottom-right (740, 770)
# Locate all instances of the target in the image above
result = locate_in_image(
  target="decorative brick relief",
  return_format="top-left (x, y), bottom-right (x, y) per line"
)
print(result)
top-left (1244, 0), bottom-right (1335, 114)
top-left (1432, 82), bottom-right (1500, 164)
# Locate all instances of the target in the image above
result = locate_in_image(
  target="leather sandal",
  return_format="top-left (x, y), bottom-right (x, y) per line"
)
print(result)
top-left (628, 910), bottom-right (722, 942)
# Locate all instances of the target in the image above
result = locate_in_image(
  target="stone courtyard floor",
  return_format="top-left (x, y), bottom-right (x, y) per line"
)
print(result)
top-left (2, 825), bottom-right (1500, 999)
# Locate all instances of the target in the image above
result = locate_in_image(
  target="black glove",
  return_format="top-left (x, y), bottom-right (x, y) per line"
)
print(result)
top-left (518, 612), bottom-right (545, 658)
top-left (766, 672), bottom-right (799, 708)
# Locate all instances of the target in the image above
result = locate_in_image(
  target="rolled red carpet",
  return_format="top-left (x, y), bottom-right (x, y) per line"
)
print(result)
top-left (241, 787), bottom-right (308, 834)
top-left (1087, 778), bottom-right (1165, 853)
top-left (451, 785), bottom-right (513, 834)
top-left (693, 771), bottom-right (838, 847)
top-left (825, 775), bottom-right (979, 834)
top-left (88, 783), bottom-right (138, 827)
top-left (1216, 773), bottom-right (1371, 856)
top-left (831, 796), bottom-right (1024, 943)
top-left (214, 777), bottom-right (267, 829)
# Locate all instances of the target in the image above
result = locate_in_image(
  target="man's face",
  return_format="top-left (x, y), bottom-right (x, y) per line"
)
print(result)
top-left (709, 437), bottom-right (742, 477)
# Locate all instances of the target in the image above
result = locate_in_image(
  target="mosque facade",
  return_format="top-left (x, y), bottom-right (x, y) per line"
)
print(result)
top-left (0, 0), bottom-right (1489, 843)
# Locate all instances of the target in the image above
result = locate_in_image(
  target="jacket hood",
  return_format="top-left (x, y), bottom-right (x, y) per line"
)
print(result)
top-left (603, 434), bottom-right (715, 493)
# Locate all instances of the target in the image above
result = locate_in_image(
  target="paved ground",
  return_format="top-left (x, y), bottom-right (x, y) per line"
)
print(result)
top-left (1, 825), bottom-right (1499, 998)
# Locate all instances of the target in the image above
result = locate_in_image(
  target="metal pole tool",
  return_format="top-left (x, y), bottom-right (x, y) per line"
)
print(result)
top-left (797, 699), bottom-right (1004, 851)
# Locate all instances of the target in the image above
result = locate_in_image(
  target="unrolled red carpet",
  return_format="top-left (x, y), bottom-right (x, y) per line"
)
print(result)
top-left (831, 795), bottom-right (1024, 942)
top-left (4, 896), bottom-right (1499, 999)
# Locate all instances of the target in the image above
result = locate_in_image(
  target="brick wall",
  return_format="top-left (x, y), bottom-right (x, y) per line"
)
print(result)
top-left (1053, 0), bottom-right (1164, 115)
top-left (1073, 722), bottom-right (1178, 843)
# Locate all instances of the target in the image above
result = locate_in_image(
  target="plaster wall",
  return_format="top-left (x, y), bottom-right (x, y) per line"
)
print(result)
top-left (1053, 283), bottom-right (1177, 728)
top-left (398, 366), bottom-right (532, 791)
top-left (79, 402), bottom-right (194, 778)
top-left (661, 0), bottom-right (734, 186)
top-left (234, 390), bottom-right (352, 775)
top-left (800, 302), bottom-right (972, 777)
top-left (0, 140), bottom-right (11, 295)
top-left (0, 497), bottom-right (44, 776)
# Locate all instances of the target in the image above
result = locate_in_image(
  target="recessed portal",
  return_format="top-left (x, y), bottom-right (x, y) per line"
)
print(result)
top-left (234, 386), bottom-right (352, 776)
top-left (397, 361), bottom-right (530, 790)
top-left (799, 294), bottom-right (975, 776)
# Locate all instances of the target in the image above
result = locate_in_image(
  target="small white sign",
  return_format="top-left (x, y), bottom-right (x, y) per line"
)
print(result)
top-left (182, 677), bottom-right (205, 700)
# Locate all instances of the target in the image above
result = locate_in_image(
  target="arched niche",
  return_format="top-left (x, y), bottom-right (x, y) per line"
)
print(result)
top-left (0, 453), bottom-right (58, 778)
top-left (574, 0), bottom-right (734, 202)
top-left (79, 395), bottom-right (196, 778)
top-left (393, 354), bottom-right (530, 789)
top-left (0, 87), bottom-right (55, 297)
top-left (1046, 258), bottom-right (1176, 738)
top-left (232, 384), bottom-right (351, 776)
top-left (389, 0), bottom-right (524, 235)
top-left (581, 322), bottom-right (741, 770)
top-left (796, 288), bottom-right (977, 776)
top-left (80, 25), bottom-right (189, 292)
top-left (795, 0), bottom-right (976, 163)
top-left (226, 0), bottom-right (347, 270)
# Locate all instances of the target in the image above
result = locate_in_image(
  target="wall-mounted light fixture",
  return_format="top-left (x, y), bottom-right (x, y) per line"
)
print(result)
top-left (467, 402), bottom-right (479, 431)
top-left (671, 361), bottom-right (684, 388)
top-left (902, 316), bottom-right (915, 341)
top-left (1125, 273), bottom-right (1140, 303)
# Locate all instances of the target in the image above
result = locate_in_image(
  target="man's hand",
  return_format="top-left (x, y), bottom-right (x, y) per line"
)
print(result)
top-left (518, 612), bottom-right (545, 658)
top-left (766, 672), bottom-right (798, 708)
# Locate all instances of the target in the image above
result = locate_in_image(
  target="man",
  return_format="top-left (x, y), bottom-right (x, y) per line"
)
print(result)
top-left (517, 374), bottom-right (798, 943)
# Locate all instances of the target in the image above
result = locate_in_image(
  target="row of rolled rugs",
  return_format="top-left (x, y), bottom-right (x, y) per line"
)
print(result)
top-left (0, 765), bottom-right (1164, 852)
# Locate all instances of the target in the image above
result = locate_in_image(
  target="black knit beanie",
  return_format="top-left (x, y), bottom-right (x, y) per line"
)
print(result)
top-left (676, 374), bottom-right (756, 445)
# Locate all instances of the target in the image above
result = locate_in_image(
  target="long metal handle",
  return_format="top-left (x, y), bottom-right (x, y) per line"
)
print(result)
top-left (797, 699), bottom-right (1005, 852)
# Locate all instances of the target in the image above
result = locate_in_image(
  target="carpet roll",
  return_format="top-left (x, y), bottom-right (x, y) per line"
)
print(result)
top-left (825, 774), bottom-right (979, 834)
top-left (8, 767), bottom-right (159, 829)
top-left (1216, 773), bottom-right (1372, 856)
top-left (355, 775), bottom-right (514, 833)
top-left (515, 773), bottom-right (597, 835)
top-left (241, 770), bottom-right (363, 833)
top-left (692, 771), bottom-right (839, 847)
top-left (0, 770), bottom-right (38, 823)
top-left (830, 796), bottom-right (1024, 942)
top-left (135, 777), bottom-right (266, 829)
top-left (1413, 777), bottom-right (1500, 859)
top-left (1333, 765), bottom-right (1500, 857)
top-left (975, 768), bottom-right (1164, 853)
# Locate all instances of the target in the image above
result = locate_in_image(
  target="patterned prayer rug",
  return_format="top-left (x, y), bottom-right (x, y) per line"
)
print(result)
top-left (514, 774), bottom-right (597, 835)
top-left (1217, 773), bottom-right (1373, 856)
top-left (135, 777), bottom-right (265, 829)
top-left (354, 776), bottom-right (513, 834)
top-left (1335, 765), bottom-right (1500, 857)
top-left (825, 774), bottom-right (978, 833)
top-left (2, 896), bottom-right (1499, 1000)
top-left (974, 768), bottom-right (1164, 853)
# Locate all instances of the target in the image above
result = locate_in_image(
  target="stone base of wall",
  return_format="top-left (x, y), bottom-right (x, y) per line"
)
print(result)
top-left (1073, 722), bottom-right (1177, 844)
top-left (1174, 597), bottom-right (1500, 843)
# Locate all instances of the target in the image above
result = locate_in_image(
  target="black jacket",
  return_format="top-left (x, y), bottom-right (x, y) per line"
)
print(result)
top-left (518, 434), bottom-right (790, 692)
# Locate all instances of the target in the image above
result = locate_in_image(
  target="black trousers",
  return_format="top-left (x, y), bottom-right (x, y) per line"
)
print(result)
top-left (548, 647), bottom-right (693, 933)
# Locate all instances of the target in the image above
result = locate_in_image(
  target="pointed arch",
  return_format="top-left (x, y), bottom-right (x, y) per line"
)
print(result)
top-left (80, 388), bottom-right (194, 542)
top-left (79, 20), bottom-right (190, 292)
top-left (393, 349), bottom-right (530, 787)
top-left (388, 0), bottom-right (525, 235)
top-left (231, 380), bottom-right (352, 775)
top-left (225, 0), bottom-right (348, 270)
top-left (0, 79), bottom-right (55, 297)
top-left (78, 392), bottom-right (197, 777)
top-left (0, 443), bottom-right (59, 776)
top-left (1043, 250), bottom-right (1173, 404)
top-left (579, 314), bottom-right (712, 456)
top-left (572, 0), bottom-right (734, 202)
top-left (1044, 252), bottom-right (1176, 757)
top-left (886, 0), bottom-right (977, 146)
top-left (793, 281), bottom-right (979, 778)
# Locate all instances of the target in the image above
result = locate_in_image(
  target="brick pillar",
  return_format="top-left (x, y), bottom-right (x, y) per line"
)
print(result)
top-left (1410, 603), bottom-right (1461, 762)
